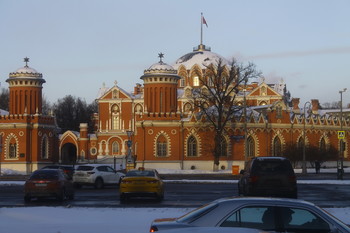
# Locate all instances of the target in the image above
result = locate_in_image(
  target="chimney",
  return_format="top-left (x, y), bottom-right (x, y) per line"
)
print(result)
top-left (134, 83), bottom-right (142, 95)
top-left (292, 98), bottom-right (300, 113)
top-left (311, 99), bottom-right (319, 113)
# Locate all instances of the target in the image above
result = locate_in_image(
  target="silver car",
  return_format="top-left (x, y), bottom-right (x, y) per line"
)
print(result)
top-left (150, 197), bottom-right (350, 233)
top-left (152, 227), bottom-right (269, 233)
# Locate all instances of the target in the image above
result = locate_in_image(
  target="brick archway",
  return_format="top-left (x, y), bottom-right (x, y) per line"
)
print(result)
top-left (61, 143), bottom-right (77, 164)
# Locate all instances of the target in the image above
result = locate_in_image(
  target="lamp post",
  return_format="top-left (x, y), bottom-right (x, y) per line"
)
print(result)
top-left (243, 78), bottom-right (248, 167)
top-left (337, 88), bottom-right (347, 180)
top-left (302, 101), bottom-right (311, 174)
top-left (126, 130), bottom-right (134, 170)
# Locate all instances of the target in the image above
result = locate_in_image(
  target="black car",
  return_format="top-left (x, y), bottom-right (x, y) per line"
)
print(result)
top-left (42, 165), bottom-right (75, 178)
top-left (238, 157), bottom-right (297, 198)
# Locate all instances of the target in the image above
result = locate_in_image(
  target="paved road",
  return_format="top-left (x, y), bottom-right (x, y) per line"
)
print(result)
top-left (0, 181), bottom-right (349, 208)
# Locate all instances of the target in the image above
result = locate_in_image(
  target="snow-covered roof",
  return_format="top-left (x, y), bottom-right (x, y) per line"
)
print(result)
top-left (0, 109), bottom-right (9, 115)
top-left (14, 66), bottom-right (39, 74)
top-left (173, 50), bottom-right (229, 69)
top-left (142, 61), bottom-right (178, 77)
top-left (9, 65), bottom-right (43, 79)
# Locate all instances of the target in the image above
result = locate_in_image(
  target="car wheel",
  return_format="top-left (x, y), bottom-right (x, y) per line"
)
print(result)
top-left (24, 195), bottom-right (31, 203)
top-left (94, 178), bottom-right (104, 189)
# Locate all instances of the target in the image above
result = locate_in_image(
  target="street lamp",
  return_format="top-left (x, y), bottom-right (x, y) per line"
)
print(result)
top-left (337, 88), bottom-right (347, 180)
top-left (302, 101), bottom-right (311, 174)
top-left (243, 78), bottom-right (248, 166)
top-left (126, 130), bottom-right (134, 170)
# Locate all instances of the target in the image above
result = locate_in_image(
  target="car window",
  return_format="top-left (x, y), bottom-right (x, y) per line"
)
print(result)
top-left (126, 170), bottom-right (155, 177)
top-left (76, 166), bottom-right (94, 171)
top-left (97, 166), bottom-right (107, 172)
top-left (252, 160), bottom-right (294, 175)
top-left (105, 166), bottom-right (115, 172)
top-left (177, 203), bottom-right (218, 223)
top-left (31, 171), bottom-right (59, 180)
top-left (220, 206), bottom-right (274, 230)
top-left (279, 207), bottom-right (331, 233)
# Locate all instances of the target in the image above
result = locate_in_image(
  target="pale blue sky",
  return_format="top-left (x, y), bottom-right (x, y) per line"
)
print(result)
top-left (0, 0), bottom-right (349, 106)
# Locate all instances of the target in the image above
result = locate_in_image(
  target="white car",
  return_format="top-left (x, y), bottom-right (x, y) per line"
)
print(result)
top-left (73, 164), bottom-right (125, 189)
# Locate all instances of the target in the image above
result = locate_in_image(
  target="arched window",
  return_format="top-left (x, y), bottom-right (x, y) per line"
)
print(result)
top-left (276, 106), bottom-right (283, 119)
top-left (273, 137), bottom-right (282, 157)
top-left (207, 76), bottom-right (214, 87)
top-left (193, 76), bottom-right (199, 86)
top-left (41, 136), bottom-right (49, 159)
top-left (320, 137), bottom-right (326, 151)
top-left (297, 137), bottom-right (304, 149)
top-left (183, 103), bottom-right (192, 113)
top-left (112, 141), bottom-right (119, 154)
top-left (180, 78), bottom-right (185, 87)
top-left (247, 136), bottom-right (255, 158)
top-left (112, 90), bottom-right (118, 98)
top-left (187, 136), bottom-right (197, 157)
top-left (9, 143), bottom-right (17, 158)
top-left (111, 105), bottom-right (120, 130)
top-left (220, 137), bottom-right (228, 157)
top-left (157, 135), bottom-right (167, 157)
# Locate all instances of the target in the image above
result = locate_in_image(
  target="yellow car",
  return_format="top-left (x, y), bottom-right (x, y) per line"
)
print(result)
top-left (119, 168), bottom-right (164, 202)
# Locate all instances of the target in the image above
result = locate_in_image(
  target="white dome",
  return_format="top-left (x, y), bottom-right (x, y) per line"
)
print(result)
top-left (14, 66), bottom-right (39, 74)
top-left (173, 50), bottom-right (229, 69)
top-left (143, 61), bottom-right (177, 75)
top-left (8, 65), bottom-right (43, 80)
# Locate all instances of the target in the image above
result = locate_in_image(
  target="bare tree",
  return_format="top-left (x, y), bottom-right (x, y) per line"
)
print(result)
top-left (0, 88), bottom-right (9, 111)
top-left (192, 58), bottom-right (261, 170)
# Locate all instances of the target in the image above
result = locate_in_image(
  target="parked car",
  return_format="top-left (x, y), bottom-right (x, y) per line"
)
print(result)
top-left (24, 169), bottom-right (75, 202)
top-left (150, 197), bottom-right (350, 232)
top-left (238, 156), bottom-right (297, 198)
top-left (73, 164), bottom-right (124, 189)
top-left (41, 165), bottom-right (75, 178)
top-left (120, 168), bottom-right (164, 202)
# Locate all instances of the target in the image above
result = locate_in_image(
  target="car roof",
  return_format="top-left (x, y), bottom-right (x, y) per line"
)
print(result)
top-left (77, 164), bottom-right (112, 167)
top-left (158, 227), bottom-right (268, 233)
top-left (253, 156), bottom-right (288, 161)
top-left (34, 169), bottom-right (62, 174)
top-left (213, 197), bottom-right (316, 208)
top-left (128, 168), bottom-right (157, 172)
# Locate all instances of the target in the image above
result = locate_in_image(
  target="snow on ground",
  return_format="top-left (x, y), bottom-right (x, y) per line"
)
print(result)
top-left (0, 167), bottom-right (350, 233)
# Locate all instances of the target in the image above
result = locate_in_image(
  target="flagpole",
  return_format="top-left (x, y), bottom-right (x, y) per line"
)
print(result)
top-left (200, 12), bottom-right (203, 45)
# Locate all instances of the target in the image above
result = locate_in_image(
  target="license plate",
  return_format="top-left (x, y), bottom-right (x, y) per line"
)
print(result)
top-left (35, 183), bottom-right (47, 187)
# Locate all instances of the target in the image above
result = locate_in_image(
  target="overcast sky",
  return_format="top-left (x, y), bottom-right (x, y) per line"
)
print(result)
top-left (0, 0), bottom-right (349, 106)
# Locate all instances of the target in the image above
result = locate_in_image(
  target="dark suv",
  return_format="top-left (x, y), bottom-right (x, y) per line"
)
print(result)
top-left (238, 157), bottom-right (297, 198)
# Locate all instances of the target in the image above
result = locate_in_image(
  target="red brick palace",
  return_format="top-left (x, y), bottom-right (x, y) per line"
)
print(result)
top-left (1, 44), bottom-right (349, 173)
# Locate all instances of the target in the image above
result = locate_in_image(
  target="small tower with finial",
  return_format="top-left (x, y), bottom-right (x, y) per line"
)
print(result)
top-left (140, 53), bottom-right (180, 118)
top-left (6, 57), bottom-right (46, 115)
